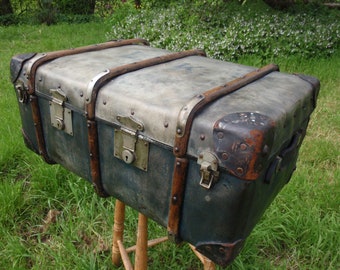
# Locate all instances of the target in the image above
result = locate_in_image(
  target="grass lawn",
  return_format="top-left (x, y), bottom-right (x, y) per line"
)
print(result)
top-left (0, 7), bottom-right (339, 270)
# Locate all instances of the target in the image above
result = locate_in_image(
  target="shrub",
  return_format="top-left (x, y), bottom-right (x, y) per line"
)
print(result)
top-left (0, 14), bottom-right (19, 25)
top-left (108, 1), bottom-right (340, 61)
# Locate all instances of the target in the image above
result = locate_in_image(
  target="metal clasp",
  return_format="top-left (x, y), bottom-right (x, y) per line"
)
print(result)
top-left (114, 115), bottom-right (149, 171)
top-left (15, 81), bottom-right (29, 103)
top-left (197, 151), bottom-right (220, 189)
top-left (49, 89), bottom-right (73, 135)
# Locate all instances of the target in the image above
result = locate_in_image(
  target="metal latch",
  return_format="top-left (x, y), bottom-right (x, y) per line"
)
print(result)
top-left (197, 151), bottom-right (220, 189)
top-left (114, 115), bottom-right (149, 171)
top-left (49, 89), bottom-right (73, 135)
top-left (15, 80), bottom-right (29, 104)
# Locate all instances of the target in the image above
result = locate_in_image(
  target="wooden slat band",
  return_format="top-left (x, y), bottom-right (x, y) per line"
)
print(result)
top-left (30, 95), bottom-right (55, 164)
top-left (174, 63), bottom-right (280, 157)
top-left (167, 63), bottom-right (280, 241)
top-left (27, 39), bottom-right (149, 165)
top-left (86, 48), bottom-right (206, 196)
top-left (85, 49), bottom-right (207, 120)
top-left (27, 38), bottom-right (149, 95)
top-left (167, 157), bottom-right (189, 242)
top-left (87, 119), bottom-right (108, 197)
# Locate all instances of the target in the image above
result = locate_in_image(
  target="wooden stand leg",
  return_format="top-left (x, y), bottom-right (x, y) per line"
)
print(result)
top-left (134, 213), bottom-right (148, 270)
top-left (112, 202), bottom-right (215, 269)
top-left (112, 200), bottom-right (126, 267)
top-left (189, 244), bottom-right (216, 270)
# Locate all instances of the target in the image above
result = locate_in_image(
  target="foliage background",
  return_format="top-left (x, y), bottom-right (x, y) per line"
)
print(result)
top-left (0, 0), bottom-right (339, 269)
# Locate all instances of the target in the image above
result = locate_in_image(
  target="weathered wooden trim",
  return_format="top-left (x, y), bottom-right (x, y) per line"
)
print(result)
top-left (167, 157), bottom-right (189, 242)
top-left (30, 95), bottom-right (55, 164)
top-left (167, 63), bottom-right (280, 241)
top-left (174, 64), bottom-right (279, 157)
top-left (85, 48), bottom-right (206, 196)
top-left (27, 38), bottom-right (149, 95)
top-left (87, 119), bottom-right (108, 197)
top-left (85, 49), bottom-right (207, 120)
top-left (26, 39), bottom-right (149, 193)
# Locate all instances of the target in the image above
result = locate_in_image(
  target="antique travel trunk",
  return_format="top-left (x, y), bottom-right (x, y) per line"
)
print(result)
top-left (11, 39), bottom-right (319, 267)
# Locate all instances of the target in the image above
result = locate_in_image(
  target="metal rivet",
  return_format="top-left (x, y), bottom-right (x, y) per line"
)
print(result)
top-left (86, 98), bottom-right (89, 102)
top-left (131, 111), bottom-right (135, 115)
top-left (200, 134), bottom-right (205, 140)
top-left (172, 196), bottom-right (177, 203)
top-left (103, 101), bottom-right (107, 105)
top-left (177, 128), bottom-right (182, 134)
top-left (222, 152), bottom-right (229, 160)
top-left (164, 122), bottom-right (169, 128)
top-left (174, 147), bottom-right (179, 152)
top-left (236, 167), bottom-right (244, 175)
top-left (176, 161), bottom-right (181, 166)
top-left (240, 143), bottom-right (247, 151)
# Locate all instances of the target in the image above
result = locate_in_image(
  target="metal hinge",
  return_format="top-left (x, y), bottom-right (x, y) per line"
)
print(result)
top-left (49, 89), bottom-right (73, 135)
top-left (197, 151), bottom-right (220, 189)
top-left (114, 115), bottom-right (149, 171)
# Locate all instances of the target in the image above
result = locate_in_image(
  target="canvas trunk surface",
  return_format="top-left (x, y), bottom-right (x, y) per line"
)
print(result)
top-left (11, 39), bottom-right (319, 267)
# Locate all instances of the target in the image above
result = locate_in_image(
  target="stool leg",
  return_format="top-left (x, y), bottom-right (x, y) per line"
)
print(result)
top-left (112, 200), bottom-right (126, 267)
top-left (134, 213), bottom-right (148, 270)
top-left (189, 244), bottom-right (216, 270)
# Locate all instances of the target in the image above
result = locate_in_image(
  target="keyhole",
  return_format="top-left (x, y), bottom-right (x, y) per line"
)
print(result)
top-left (122, 150), bottom-right (135, 164)
top-left (56, 119), bottom-right (65, 130)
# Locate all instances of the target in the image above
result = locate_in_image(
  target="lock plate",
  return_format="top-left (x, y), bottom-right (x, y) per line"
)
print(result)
top-left (114, 116), bottom-right (149, 171)
top-left (49, 89), bottom-right (73, 135)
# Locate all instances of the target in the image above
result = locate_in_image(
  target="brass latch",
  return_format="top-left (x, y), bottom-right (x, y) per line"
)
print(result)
top-left (114, 115), bottom-right (149, 171)
top-left (197, 151), bottom-right (220, 189)
top-left (49, 89), bottom-right (73, 135)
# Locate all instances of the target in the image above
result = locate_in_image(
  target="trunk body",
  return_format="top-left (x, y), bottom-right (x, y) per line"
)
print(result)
top-left (11, 40), bottom-right (319, 267)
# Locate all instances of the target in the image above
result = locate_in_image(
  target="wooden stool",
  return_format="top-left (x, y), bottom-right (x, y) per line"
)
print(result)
top-left (111, 199), bottom-right (215, 270)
